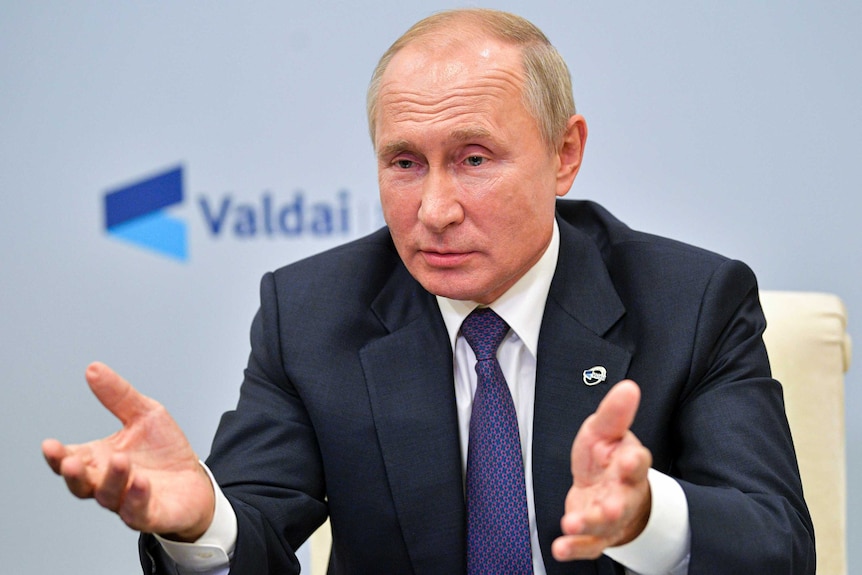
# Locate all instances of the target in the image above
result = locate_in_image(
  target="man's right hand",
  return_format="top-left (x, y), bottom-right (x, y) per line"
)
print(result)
top-left (42, 362), bottom-right (215, 542)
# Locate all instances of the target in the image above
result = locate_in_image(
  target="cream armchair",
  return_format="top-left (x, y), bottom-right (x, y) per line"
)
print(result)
top-left (307, 291), bottom-right (852, 575)
top-left (761, 291), bottom-right (851, 575)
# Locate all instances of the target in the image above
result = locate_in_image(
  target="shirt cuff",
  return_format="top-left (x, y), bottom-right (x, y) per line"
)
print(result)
top-left (154, 462), bottom-right (237, 571)
top-left (603, 468), bottom-right (690, 575)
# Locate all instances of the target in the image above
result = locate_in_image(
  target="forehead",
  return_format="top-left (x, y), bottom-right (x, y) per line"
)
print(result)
top-left (375, 33), bottom-right (527, 139)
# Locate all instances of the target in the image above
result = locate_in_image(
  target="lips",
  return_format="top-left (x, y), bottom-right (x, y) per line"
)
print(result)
top-left (419, 249), bottom-right (474, 268)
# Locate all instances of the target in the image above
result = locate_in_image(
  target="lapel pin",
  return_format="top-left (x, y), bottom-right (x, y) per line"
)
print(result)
top-left (583, 366), bottom-right (607, 386)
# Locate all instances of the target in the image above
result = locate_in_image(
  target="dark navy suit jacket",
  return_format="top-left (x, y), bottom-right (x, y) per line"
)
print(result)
top-left (142, 200), bottom-right (814, 574)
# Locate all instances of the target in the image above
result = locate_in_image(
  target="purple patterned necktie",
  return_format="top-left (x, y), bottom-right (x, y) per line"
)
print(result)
top-left (462, 307), bottom-right (533, 574)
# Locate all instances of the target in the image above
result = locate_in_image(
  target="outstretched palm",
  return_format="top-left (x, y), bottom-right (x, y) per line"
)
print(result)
top-left (42, 362), bottom-right (214, 541)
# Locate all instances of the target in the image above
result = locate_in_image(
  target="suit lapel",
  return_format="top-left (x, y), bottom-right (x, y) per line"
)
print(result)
top-left (360, 263), bottom-right (466, 575)
top-left (533, 217), bottom-right (632, 574)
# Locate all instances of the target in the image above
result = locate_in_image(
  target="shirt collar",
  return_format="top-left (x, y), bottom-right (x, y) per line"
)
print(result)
top-left (436, 220), bottom-right (560, 357)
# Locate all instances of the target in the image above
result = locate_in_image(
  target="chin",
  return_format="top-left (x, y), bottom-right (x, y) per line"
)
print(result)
top-left (417, 276), bottom-right (477, 301)
top-left (427, 282), bottom-right (497, 304)
top-left (410, 264), bottom-right (497, 303)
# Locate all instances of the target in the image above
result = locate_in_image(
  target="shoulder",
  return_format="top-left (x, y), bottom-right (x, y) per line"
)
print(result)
top-left (555, 199), bottom-right (759, 314)
top-left (557, 199), bottom-right (726, 264)
top-left (265, 226), bottom-right (402, 299)
top-left (556, 199), bottom-right (747, 282)
top-left (249, 227), bottom-right (411, 352)
top-left (236, 227), bottom-right (406, 333)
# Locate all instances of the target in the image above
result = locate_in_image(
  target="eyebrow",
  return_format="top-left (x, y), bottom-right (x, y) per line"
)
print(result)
top-left (377, 127), bottom-right (495, 160)
top-left (450, 126), bottom-right (493, 143)
top-left (377, 140), bottom-right (412, 160)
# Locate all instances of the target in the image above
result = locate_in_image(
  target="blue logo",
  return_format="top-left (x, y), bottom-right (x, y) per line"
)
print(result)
top-left (102, 164), bottom-right (381, 261)
top-left (104, 166), bottom-right (188, 261)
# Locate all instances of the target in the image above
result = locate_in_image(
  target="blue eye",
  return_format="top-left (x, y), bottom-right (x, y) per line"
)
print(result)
top-left (465, 156), bottom-right (485, 167)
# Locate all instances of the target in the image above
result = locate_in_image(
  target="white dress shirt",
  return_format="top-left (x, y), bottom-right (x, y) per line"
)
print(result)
top-left (160, 222), bottom-right (690, 575)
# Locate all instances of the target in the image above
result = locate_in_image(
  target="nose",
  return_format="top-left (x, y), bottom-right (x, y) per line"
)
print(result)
top-left (417, 167), bottom-right (464, 233)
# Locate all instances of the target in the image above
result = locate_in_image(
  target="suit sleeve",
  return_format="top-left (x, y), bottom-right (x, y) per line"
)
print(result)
top-left (141, 271), bottom-right (328, 574)
top-left (674, 259), bottom-right (815, 574)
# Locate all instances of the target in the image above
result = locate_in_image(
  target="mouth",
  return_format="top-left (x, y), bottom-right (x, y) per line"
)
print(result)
top-left (419, 249), bottom-right (474, 268)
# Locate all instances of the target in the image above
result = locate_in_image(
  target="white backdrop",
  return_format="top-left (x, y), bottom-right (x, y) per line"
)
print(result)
top-left (2, 2), bottom-right (859, 572)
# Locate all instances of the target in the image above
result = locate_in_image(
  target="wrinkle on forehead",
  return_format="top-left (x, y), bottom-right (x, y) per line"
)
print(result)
top-left (378, 64), bottom-right (524, 126)
top-left (376, 93), bottom-right (514, 151)
top-left (380, 77), bottom-right (516, 117)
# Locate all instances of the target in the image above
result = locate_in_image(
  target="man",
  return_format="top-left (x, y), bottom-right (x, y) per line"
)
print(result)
top-left (43, 8), bottom-right (814, 574)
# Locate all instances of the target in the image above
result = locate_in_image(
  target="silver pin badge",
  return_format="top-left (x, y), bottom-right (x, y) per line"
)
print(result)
top-left (583, 366), bottom-right (607, 386)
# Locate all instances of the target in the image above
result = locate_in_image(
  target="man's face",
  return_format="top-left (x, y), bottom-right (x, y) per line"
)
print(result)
top-left (375, 32), bottom-right (583, 304)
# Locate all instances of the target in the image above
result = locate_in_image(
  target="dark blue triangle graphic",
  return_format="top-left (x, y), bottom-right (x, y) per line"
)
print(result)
top-left (105, 166), bottom-right (183, 228)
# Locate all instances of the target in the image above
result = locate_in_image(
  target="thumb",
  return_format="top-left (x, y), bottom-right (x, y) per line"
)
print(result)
top-left (589, 380), bottom-right (641, 442)
top-left (85, 362), bottom-right (153, 426)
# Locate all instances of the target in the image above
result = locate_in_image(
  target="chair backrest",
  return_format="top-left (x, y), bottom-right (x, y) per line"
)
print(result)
top-left (307, 290), bottom-right (852, 575)
top-left (309, 517), bottom-right (331, 575)
top-left (760, 290), bottom-right (851, 575)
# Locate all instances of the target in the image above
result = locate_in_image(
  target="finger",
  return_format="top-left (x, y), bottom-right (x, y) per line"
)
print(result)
top-left (60, 454), bottom-right (96, 499)
top-left (589, 380), bottom-right (641, 442)
top-left (614, 435), bottom-right (652, 484)
top-left (86, 362), bottom-right (152, 426)
top-left (118, 474), bottom-right (151, 531)
top-left (560, 490), bottom-right (626, 537)
top-left (93, 453), bottom-right (132, 511)
top-left (42, 438), bottom-right (68, 474)
top-left (552, 533), bottom-right (607, 561)
top-left (560, 479), bottom-right (624, 532)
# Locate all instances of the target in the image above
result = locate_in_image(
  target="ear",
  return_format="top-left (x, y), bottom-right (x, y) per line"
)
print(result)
top-left (555, 114), bottom-right (588, 197)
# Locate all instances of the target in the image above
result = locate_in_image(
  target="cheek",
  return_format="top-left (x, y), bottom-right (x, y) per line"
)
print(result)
top-left (483, 185), bottom-right (556, 250)
top-left (379, 186), bottom-right (417, 233)
top-left (491, 184), bottom-right (549, 226)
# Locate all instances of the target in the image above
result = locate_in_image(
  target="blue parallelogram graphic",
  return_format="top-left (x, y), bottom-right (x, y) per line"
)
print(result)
top-left (104, 166), bottom-right (188, 261)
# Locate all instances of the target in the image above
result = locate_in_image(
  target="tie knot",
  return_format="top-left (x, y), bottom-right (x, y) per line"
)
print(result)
top-left (461, 308), bottom-right (510, 361)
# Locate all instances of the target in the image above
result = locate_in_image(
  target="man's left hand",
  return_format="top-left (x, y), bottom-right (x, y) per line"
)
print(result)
top-left (551, 379), bottom-right (653, 561)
